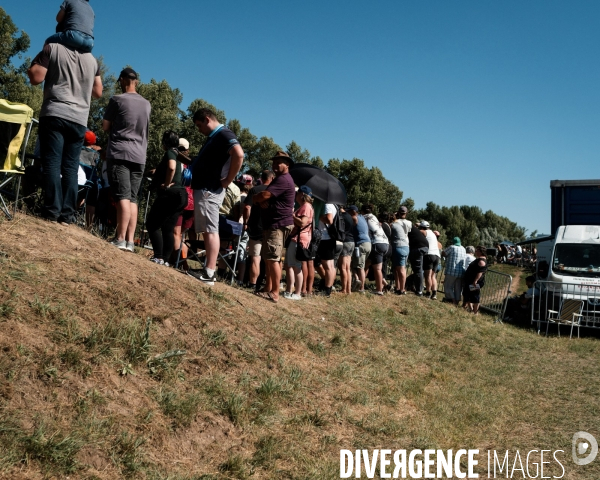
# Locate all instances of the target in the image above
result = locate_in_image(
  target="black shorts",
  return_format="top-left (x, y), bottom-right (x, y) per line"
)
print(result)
top-left (463, 285), bottom-right (481, 304)
top-left (107, 159), bottom-right (145, 204)
top-left (370, 242), bottom-right (389, 265)
top-left (423, 254), bottom-right (440, 271)
top-left (317, 239), bottom-right (336, 261)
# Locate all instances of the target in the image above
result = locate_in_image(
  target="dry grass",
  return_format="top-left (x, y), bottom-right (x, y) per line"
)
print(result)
top-left (0, 214), bottom-right (599, 479)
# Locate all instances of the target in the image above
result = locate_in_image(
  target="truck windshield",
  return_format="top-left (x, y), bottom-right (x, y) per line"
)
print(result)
top-left (553, 244), bottom-right (600, 276)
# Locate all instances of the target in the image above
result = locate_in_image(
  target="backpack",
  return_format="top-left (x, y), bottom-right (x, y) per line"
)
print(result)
top-left (296, 221), bottom-right (322, 261)
top-left (327, 206), bottom-right (346, 242)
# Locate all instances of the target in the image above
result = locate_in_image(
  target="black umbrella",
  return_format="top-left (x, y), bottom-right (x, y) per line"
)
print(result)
top-left (289, 163), bottom-right (347, 204)
top-left (499, 241), bottom-right (515, 246)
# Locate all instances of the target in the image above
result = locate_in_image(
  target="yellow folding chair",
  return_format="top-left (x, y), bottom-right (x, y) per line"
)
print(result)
top-left (0, 99), bottom-right (36, 219)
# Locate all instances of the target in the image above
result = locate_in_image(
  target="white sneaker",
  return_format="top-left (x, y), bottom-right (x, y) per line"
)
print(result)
top-left (289, 293), bottom-right (302, 300)
top-left (282, 292), bottom-right (292, 299)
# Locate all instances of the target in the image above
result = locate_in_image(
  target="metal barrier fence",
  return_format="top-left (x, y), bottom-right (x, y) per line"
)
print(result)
top-left (404, 262), bottom-right (513, 322)
top-left (531, 280), bottom-right (600, 334)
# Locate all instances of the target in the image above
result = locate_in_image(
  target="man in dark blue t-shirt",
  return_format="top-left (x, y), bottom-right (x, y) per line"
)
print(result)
top-left (190, 108), bottom-right (244, 285)
top-left (252, 151), bottom-right (295, 302)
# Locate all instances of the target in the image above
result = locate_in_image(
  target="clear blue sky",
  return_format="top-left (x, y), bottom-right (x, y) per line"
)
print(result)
top-left (6, 0), bottom-right (600, 236)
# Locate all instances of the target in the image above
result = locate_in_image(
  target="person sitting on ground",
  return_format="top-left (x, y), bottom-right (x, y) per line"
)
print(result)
top-left (362, 204), bottom-right (389, 296)
top-left (337, 205), bottom-right (355, 294)
top-left (504, 275), bottom-right (538, 323)
top-left (146, 131), bottom-right (188, 266)
top-left (253, 151), bottom-right (295, 303)
top-left (284, 185), bottom-right (314, 300)
top-left (442, 237), bottom-right (466, 305)
top-left (462, 245), bottom-right (488, 314)
top-left (391, 209), bottom-right (410, 295)
top-left (243, 170), bottom-right (273, 291)
top-left (45, 0), bottom-right (95, 53)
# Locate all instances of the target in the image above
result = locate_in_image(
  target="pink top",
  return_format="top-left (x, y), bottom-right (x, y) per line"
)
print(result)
top-left (291, 203), bottom-right (314, 248)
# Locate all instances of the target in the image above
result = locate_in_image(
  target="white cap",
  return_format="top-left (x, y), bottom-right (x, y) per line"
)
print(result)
top-left (179, 138), bottom-right (189, 150)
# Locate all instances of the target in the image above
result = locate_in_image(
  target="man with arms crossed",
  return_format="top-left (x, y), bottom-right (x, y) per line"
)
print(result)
top-left (27, 43), bottom-right (102, 225)
top-left (103, 68), bottom-right (151, 252)
top-left (191, 108), bottom-right (244, 285)
top-left (253, 151), bottom-right (295, 303)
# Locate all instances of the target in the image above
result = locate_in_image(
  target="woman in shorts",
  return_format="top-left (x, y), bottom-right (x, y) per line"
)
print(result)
top-left (284, 186), bottom-right (314, 300)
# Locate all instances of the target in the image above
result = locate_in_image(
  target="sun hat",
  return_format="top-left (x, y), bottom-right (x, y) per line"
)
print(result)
top-left (270, 150), bottom-right (294, 166)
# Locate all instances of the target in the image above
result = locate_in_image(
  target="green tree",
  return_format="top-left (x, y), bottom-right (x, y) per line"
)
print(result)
top-left (137, 79), bottom-right (183, 169)
top-left (0, 7), bottom-right (43, 116)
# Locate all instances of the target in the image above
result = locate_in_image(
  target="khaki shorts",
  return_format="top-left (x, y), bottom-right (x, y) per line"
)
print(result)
top-left (262, 226), bottom-right (293, 262)
top-left (351, 241), bottom-right (372, 270)
top-left (248, 238), bottom-right (262, 257)
top-left (193, 187), bottom-right (225, 234)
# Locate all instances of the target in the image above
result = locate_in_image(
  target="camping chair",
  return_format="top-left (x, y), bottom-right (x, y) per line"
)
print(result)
top-left (546, 298), bottom-right (584, 339)
top-left (0, 100), bottom-right (36, 220)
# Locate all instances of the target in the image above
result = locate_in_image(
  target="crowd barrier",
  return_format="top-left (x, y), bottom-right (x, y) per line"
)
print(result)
top-left (531, 280), bottom-right (600, 333)
top-left (403, 263), bottom-right (512, 322)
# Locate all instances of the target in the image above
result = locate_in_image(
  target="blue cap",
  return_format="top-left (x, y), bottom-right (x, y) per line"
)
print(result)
top-left (299, 185), bottom-right (312, 196)
top-left (347, 205), bottom-right (358, 212)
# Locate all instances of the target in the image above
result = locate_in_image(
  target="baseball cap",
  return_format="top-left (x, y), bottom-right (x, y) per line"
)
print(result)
top-left (241, 174), bottom-right (254, 185)
top-left (299, 185), bottom-right (313, 197)
top-left (418, 220), bottom-right (430, 229)
top-left (453, 237), bottom-right (461, 246)
top-left (346, 205), bottom-right (358, 212)
top-left (84, 131), bottom-right (96, 146)
top-left (178, 138), bottom-right (189, 150)
top-left (398, 206), bottom-right (408, 214)
top-left (119, 67), bottom-right (138, 80)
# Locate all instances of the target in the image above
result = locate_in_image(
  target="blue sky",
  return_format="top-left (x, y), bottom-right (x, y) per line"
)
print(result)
top-left (6, 0), bottom-right (600, 235)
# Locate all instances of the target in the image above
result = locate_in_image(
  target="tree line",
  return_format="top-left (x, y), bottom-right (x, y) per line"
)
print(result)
top-left (0, 7), bottom-right (526, 246)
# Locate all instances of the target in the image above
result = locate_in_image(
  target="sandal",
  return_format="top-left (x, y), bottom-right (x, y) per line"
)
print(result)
top-left (265, 292), bottom-right (278, 303)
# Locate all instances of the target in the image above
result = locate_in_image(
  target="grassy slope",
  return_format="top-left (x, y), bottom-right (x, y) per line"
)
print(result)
top-left (0, 215), bottom-right (598, 479)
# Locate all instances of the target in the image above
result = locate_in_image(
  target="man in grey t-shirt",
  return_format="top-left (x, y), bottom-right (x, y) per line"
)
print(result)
top-left (102, 67), bottom-right (151, 252)
top-left (28, 43), bottom-right (102, 225)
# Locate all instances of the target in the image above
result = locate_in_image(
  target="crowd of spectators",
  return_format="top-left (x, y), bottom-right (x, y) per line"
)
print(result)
top-left (24, 1), bottom-right (497, 312)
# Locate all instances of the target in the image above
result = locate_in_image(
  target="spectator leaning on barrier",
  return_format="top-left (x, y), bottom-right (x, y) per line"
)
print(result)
top-left (253, 151), bottom-right (295, 303)
top-left (462, 245), bottom-right (488, 314)
top-left (27, 40), bottom-right (102, 226)
top-left (442, 237), bottom-right (466, 305)
top-left (191, 108), bottom-right (244, 285)
top-left (243, 170), bottom-right (274, 291)
top-left (103, 67), bottom-right (151, 252)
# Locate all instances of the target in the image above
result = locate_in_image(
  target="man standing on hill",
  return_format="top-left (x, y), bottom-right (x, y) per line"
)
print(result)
top-left (243, 170), bottom-right (274, 290)
top-left (103, 68), bottom-right (151, 252)
top-left (27, 43), bottom-right (102, 225)
top-left (442, 237), bottom-right (466, 305)
top-left (191, 108), bottom-right (244, 285)
top-left (253, 151), bottom-right (295, 303)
